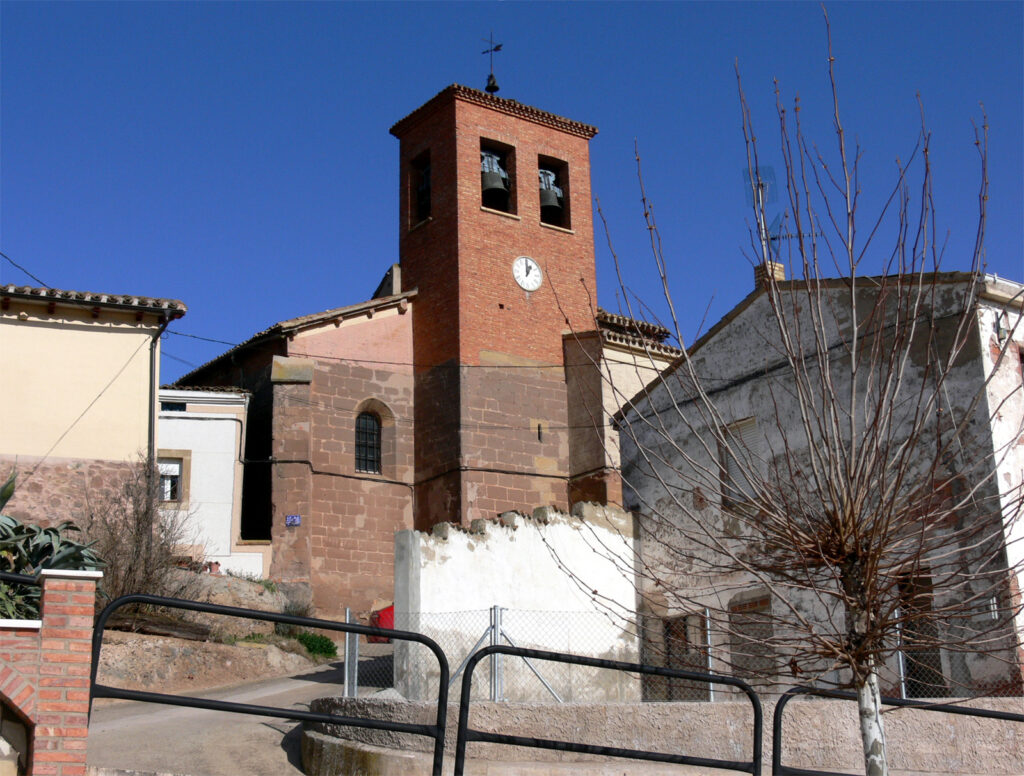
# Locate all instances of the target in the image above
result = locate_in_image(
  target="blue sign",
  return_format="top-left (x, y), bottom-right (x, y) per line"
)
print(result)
top-left (285, 514), bottom-right (301, 527)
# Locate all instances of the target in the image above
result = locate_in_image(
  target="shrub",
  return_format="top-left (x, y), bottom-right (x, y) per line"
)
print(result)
top-left (296, 631), bottom-right (337, 658)
top-left (79, 459), bottom-right (201, 607)
top-left (0, 471), bottom-right (104, 618)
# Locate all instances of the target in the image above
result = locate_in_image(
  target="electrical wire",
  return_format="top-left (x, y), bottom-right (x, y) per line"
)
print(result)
top-left (22, 337), bottom-right (152, 484)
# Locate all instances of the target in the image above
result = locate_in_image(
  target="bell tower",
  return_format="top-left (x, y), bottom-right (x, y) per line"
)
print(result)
top-left (391, 85), bottom-right (599, 528)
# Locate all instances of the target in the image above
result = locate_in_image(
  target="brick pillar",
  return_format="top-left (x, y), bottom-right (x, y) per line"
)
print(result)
top-left (29, 569), bottom-right (101, 776)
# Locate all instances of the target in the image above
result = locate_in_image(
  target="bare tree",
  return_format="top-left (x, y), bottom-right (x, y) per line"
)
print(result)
top-left (79, 458), bottom-right (202, 610)
top-left (595, 12), bottom-right (1022, 776)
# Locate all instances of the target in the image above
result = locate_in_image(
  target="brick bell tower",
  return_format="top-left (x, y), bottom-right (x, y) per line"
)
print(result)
top-left (390, 85), bottom-right (600, 529)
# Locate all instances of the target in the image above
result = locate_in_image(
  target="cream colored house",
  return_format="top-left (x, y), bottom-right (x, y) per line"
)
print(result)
top-left (158, 387), bottom-right (269, 576)
top-left (0, 285), bottom-right (185, 524)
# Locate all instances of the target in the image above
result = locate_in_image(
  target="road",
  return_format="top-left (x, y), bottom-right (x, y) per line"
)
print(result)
top-left (87, 661), bottom-right (352, 776)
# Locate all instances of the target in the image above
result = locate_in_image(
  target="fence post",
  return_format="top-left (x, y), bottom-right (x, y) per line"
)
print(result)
top-left (704, 606), bottom-right (714, 702)
top-left (489, 605), bottom-right (503, 702)
top-left (344, 608), bottom-right (359, 698)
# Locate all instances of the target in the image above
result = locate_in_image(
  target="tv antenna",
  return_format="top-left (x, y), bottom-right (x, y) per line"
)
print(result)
top-left (743, 166), bottom-right (817, 265)
top-left (482, 32), bottom-right (502, 93)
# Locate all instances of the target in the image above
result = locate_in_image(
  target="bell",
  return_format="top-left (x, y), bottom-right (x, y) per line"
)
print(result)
top-left (539, 187), bottom-right (562, 211)
top-left (482, 172), bottom-right (509, 210)
top-left (482, 170), bottom-right (508, 195)
top-left (485, 73), bottom-right (500, 94)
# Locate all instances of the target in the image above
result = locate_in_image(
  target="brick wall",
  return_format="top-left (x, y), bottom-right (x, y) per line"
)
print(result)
top-left (394, 87), bottom-right (602, 530)
top-left (0, 570), bottom-right (102, 776)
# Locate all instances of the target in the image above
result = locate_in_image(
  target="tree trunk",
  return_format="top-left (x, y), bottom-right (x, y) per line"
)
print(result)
top-left (856, 663), bottom-right (888, 776)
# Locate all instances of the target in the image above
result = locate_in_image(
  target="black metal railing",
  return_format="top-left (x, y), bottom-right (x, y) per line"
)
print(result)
top-left (772, 685), bottom-right (1024, 776)
top-left (453, 644), bottom-right (764, 776)
top-left (90, 594), bottom-right (451, 776)
top-left (0, 571), bottom-right (39, 586)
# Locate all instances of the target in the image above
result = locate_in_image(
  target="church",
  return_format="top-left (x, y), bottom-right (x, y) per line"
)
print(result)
top-left (179, 84), bottom-right (677, 616)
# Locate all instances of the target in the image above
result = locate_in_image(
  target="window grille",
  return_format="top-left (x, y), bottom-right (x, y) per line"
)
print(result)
top-left (356, 412), bottom-right (382, 474)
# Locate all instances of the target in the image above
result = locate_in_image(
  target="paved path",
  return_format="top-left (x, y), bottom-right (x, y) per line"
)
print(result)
top-left (87, 661), bottom-right (352, 776)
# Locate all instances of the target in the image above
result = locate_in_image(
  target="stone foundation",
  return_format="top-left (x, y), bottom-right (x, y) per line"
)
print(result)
top-left (304, 695), bottom-right (1024, 776)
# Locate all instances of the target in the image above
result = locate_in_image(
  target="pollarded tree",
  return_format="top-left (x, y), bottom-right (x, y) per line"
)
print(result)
top-left (597, 13), bottom-right (1022, 776)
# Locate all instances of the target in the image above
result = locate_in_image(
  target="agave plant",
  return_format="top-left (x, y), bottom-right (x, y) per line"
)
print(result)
top-left (0, 471), bottom-right (104, 619)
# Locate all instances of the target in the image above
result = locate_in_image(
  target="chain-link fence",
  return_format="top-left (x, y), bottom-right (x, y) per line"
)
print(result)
top-left (340, 606), bottom-right (1023, 702)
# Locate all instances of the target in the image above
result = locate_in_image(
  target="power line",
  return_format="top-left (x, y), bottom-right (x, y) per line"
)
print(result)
top-left (23, 337), bottom-right (151, 484)
top-left (0, 250), bottom-right (48, 287)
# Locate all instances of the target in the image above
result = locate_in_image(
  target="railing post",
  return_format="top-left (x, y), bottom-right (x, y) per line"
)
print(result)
top-left (489, 605), bottom-right (503, 702)
top-left (345, 607), bottom-right (359, 698)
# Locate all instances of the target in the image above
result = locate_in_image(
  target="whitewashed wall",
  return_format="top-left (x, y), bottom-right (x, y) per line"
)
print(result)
top-left (159, 389), bottom-right (265, 576)
top-left (393, 503), bottom-right (641, 702)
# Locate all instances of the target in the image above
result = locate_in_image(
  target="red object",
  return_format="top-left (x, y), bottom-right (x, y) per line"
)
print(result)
top-left (368, 604), bottom-right (394, 643)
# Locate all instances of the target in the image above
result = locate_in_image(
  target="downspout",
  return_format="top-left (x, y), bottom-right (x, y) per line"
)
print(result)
top-left (148, 315), bottom-right (173, 473)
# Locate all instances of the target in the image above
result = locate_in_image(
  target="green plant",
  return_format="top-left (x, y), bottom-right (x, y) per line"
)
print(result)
top-left (274, 598), bottom-right (312, 637)
top-left (296, 631), bottom-right (337, 658)
top-left (226, 569), bottom-right (278, 594)
top-left (0, 471), bottom-right (105, 619)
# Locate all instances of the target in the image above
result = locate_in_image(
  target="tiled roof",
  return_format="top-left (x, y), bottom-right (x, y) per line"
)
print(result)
top-left (161, 385), bottom-right (251, 394)
top-left (176, 291), bottom-right (415, 384)
top-left (2, 284), bottom-right (186, 315)
top-left (390, 84), bottom-right (598, 140)
top-left (596, 309), bottom-right (671, 343)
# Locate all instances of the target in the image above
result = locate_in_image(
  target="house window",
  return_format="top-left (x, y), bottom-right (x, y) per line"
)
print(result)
top-left (728, 593), bottom-right (775, 683)
top-left (663, 612), bottom-right (711, 700)
top-left (897, 573), bottom-right (947, 698)
top-left (355, 412), bottom-right (382, 474)
top-left (412, 150), bottom-right (431, 223)
top-left (158, 458), bottom-right (183, 502)
top-left (538, 156), bottom-right (570, 228)
top-left (719, 418), bottom-right (761, 510)
top-left (160, 401), bottom-right (186, 412)
top-left (481, 140), bottom-right (515, 213)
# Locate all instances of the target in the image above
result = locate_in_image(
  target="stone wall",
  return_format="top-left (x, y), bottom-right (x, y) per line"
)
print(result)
top-left (0, 457), bottom-right (136, 530)
top-left (304, 695), bottom-right (1024, 776)
top-left (269, 353), bottom-right (415, 619)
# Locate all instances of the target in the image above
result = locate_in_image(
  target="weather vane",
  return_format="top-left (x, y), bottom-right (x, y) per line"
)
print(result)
top-left (482, 32), bottom-right (502, 94)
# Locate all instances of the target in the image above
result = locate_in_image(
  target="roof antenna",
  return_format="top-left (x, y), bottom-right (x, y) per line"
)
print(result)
top-left (482, 31), bottom-right (502, 93)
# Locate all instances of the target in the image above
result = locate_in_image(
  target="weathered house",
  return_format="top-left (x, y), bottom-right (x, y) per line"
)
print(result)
top-left (620, 269), bottom-right (1024, 698)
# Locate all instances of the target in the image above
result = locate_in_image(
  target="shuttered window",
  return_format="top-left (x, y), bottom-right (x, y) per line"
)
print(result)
top-left (719, 418), bottom-right (761, 509)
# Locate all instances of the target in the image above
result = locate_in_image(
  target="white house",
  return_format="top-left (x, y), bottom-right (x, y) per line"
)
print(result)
top-left (158, 387), bottom-right (269, 576)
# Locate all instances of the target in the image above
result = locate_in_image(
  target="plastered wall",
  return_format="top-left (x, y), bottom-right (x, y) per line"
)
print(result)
top-left (393, 503), bottom-right (641, 701)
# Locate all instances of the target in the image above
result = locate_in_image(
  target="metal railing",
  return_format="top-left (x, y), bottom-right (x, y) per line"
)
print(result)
top-left (0, 571), bottom-right (39, 586)
top-left (453, 644), bottom-right (764, 776)
top-left (89, 594), bottom-right (452, 776)
top-left (772, 685), bottom-right (1024, 776)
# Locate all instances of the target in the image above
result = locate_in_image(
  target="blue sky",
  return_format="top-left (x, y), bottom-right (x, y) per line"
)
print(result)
top-left (2, 1), bottom-right (1021, 382)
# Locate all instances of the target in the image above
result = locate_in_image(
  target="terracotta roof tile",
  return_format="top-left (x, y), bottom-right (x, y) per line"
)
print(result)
top-left (2, 284), bottom-right (186, 315)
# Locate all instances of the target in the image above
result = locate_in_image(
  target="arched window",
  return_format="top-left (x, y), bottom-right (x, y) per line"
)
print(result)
top-left (355, 412), bottom-right (382, 474)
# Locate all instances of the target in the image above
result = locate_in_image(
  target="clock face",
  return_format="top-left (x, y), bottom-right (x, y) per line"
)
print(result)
top-left (512, 256), bottom-right (543, 292)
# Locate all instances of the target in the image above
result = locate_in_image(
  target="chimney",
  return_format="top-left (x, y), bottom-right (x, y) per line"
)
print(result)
top-left (754, 261), bottom-right (786, 288)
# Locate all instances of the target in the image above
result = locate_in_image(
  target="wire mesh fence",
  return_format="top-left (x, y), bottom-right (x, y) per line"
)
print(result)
top-left (342, 607), bottom-right (1023, 702)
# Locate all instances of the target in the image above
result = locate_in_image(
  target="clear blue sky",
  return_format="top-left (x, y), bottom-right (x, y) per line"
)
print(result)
top-left (2, 1), bottom-right (1021, 382)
